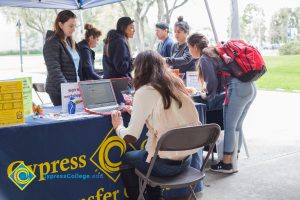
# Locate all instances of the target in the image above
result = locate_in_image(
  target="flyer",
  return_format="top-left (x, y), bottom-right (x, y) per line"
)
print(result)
top-left (0, 80), bottom-right (24, 126)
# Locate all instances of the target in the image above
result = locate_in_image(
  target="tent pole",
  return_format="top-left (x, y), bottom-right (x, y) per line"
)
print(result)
top-left (203, 0), bottom-right (219, 43)
top-left (16, 20), bottom-right (23, 73)
top-left (230, 0), bottom-right (240, 39)
top-left (80, 10), bottom-right (84, 34)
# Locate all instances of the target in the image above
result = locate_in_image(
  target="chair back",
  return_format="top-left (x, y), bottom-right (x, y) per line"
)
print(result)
top-left (32, 83), bottom-right (46, 92)
top-left (157, 124), bottom-right (220, 151)
top-left (155, 124), bottom-right (220, 172)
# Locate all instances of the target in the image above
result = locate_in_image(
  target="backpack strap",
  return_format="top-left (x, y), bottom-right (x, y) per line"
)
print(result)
top-left (217, 71), bottom-right (231, 106)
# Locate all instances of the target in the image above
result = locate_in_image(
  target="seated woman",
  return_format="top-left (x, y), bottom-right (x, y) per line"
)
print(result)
top-left (111, 50), bottom-right (201, 200)
top-left (78, 23), bottom-right (102, 80)
top-left (43, 10), bottom-right (81, 106)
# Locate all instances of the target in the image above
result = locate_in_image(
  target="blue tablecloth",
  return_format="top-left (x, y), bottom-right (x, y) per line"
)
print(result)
top-left (0, 103), bottom-right (206, 200)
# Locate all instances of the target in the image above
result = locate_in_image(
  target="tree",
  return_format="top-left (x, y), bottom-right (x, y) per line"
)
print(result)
top-left (118, 0), bottom-right (190, 51)
top-left (269, 8), bottom-right (300, 44)
top-left (240, 3), bottom-right (266, 48)
top-left (2, 8), bottom-right (58, 43)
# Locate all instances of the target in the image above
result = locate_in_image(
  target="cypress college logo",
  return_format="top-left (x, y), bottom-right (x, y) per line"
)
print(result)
top-left (8, 162), bottom-right (36, 190)
top-left (90, 128), bottom-right (126, 182)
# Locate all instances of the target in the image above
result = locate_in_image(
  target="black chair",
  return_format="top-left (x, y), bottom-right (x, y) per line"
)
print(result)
top-left (135, 124), bottom-right (221, 200)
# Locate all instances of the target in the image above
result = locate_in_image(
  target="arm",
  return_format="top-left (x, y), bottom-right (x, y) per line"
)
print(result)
top-left (110, 39), bottom-right (132, 75)
top-left (81, 48), bottom-right (101, 80)
top-left (200, 57), bottom-right (219, 101)
top-left (165, 41), bottom-right (173, 58)
top-left (112, 87), bottom-right (157, 143)
top-left (43, 40), bottom-right (67, 85)
top-left (166, 45), bottom-right (193, 67)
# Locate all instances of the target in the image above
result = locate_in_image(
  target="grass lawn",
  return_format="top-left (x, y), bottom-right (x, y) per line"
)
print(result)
top-left (256, 55), bottom-right (300, 92)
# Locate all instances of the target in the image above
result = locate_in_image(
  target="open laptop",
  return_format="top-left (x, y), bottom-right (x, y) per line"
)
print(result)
top-left (108, 78), bottom-right (129, 104)
top-left (78, 80), bottom-right (120, 116)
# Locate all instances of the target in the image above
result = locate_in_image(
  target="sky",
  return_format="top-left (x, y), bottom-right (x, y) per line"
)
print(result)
top-left (0, 0), bottom-right (299, 51)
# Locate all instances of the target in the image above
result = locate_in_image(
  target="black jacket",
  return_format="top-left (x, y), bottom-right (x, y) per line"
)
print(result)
top-left (78, 39), bottom-right (101, 80)
top-left (166, 42), bottom-right (197, 74)
top-left (102, 31), bottom-right (132, 79)
top-left (43, 32), bottom-right (82, 96)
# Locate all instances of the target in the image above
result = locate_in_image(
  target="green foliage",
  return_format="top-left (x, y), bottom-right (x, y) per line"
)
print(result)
top-left (270, 8), bottom-right (300, 44)
top-left (256, 55), bottom-right (300, 91)
top-left (240, 3), bottom-right (266, 47)
top-left (0, 50), bottom-right (42, 56)
top-left (279, 41), bottom-right (300, 55)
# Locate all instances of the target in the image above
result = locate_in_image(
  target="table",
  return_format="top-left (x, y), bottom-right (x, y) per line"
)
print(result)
top-left (0, 104), bottom-right (205, 200)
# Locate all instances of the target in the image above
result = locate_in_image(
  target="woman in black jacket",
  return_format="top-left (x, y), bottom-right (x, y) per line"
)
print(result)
top-left (43, 10), bottom-right (82, 106)
top-left (78, 23), bottom-right (102, 80)
top-left (102, 17), bottom-right (135, 79)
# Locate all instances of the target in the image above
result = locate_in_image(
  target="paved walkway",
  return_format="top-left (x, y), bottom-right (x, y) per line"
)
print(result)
top-left (175, 90), bottom-right (300, 200)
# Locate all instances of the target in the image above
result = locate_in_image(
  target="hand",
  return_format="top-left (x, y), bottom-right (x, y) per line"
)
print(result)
top-left (121, 105), bottom-right (133, 114)
top-left (200, 91), bottom-right (207, 99)
top-left (111, 110), bottom-right (124, 129)
top-left (186, 87), bottom-right (197, 95)
top-left (124, 94), bottom-right (133, 105)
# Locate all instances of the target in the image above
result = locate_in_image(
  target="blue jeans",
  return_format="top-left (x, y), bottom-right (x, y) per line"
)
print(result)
top-left (223, 78), bottom-right (257, 155)
top-left (123, 150), bottom-right (192, 176)
top-left (121, 150), bottom-right (192, 200)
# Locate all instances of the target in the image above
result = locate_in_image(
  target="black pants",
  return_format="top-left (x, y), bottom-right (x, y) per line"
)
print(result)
top-left (121, 168), bottom-right (163, 200)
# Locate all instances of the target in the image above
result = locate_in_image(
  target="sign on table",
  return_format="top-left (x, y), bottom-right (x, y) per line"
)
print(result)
top-left (186, 71), bottom-right (200, 91)
top-left (61, 82), bottom-right (83, 112)
top-left (0, 80), bottom-right (24, 126)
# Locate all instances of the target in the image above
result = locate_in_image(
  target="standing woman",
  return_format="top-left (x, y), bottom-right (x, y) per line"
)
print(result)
top-left (78, 23), bottom-right (102, 80)
top-left (102, 17), bottom-right (135, 79)
top-left (187, 33), bottom-right (257, 173)
top-left (43, 10), bottom-right (81, 106)
top-left (165, 16), bottom-right (196, 75)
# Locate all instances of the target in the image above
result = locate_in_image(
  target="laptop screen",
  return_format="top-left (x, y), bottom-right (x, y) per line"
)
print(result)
top-left (79, 81), bottom-right (117, 109)
top-left (110, 78), bottom-right (129, 104)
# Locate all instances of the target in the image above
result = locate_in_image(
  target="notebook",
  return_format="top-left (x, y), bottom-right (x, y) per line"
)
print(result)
top-left (78, 80), bottom-right (120, 116)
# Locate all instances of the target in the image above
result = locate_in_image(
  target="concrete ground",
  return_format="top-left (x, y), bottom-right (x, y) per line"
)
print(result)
top-left (1, 55), bottom-right (300, 200)
top-left (174, 90), bottom-right (300, 200)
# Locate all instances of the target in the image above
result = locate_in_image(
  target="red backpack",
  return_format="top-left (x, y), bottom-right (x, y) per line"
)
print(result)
top-left (216, 40), bottom-right (267, 82)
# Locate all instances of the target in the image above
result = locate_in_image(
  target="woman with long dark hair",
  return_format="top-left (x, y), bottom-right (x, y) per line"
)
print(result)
top-left (43, 10), bottom-right (82, 105)
top-left (102, 17), bottom-right (135, 79)
top-left (188, 33), bottom-right (257, 173)
top-left (111, 50), bottom-right (201, 200)
top-left (165, 16), bottom-right (196, 75)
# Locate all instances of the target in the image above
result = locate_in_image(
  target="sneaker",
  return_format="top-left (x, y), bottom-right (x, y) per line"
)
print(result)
top-left (210, 161), bottom-right (237, 174)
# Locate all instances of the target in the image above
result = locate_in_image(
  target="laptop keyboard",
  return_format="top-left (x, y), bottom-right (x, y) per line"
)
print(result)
top-left (90, 106), bottom-right (119, 114)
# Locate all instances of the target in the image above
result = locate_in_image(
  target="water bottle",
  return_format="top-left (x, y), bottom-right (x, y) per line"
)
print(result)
top-left (68, 95), bottom-right (76, 114)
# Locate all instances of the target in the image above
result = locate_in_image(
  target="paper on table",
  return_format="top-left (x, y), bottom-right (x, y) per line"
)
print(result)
top-left (61, 82), bottom-right (83, 112)
top-left (0, 80), bottom-right (25, 126)
top-left (186, 71), bottom-right (201, 91)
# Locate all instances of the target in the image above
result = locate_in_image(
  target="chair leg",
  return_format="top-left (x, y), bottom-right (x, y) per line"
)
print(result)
top-left (137, 177), bottom-right (146, 200)
top-left (35, 91), bottom-right (44, 104)
top-left (242, 135), bottom-right (250, 158)
top-left (188, 184), bottom-right (198, 200)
